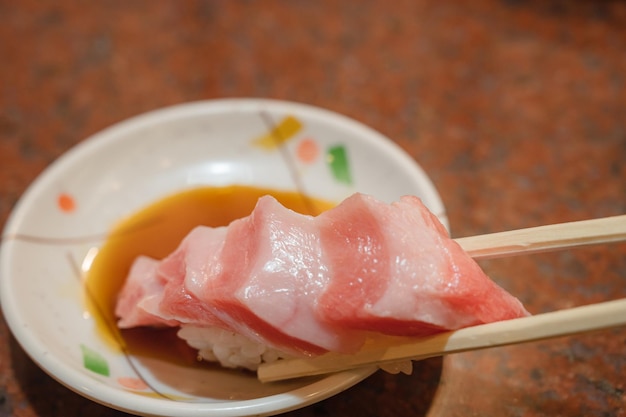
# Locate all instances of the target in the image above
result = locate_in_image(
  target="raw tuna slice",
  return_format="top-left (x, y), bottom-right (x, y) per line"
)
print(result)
top-left (115, 256), bottom-right (178, 328)
top-left (317, 193), bottom-right (529, 336)
top-left (115, 192), bottom-right (529, 366)
top-left (187, 196), bottom-right (365, 356)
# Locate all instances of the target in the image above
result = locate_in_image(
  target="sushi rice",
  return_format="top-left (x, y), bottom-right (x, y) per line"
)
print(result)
top-left (177, 325), bottom-right (290, 371)
top-left (178, 325), bottom-right (413, 375)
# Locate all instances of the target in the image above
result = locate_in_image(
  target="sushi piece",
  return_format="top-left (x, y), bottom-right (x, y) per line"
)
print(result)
top-left (115, 193), bottom-right (529, 371)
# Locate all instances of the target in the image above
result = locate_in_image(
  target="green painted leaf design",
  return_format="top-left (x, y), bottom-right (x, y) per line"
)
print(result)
top-left (80, 344), bottom-right (110, 377)
top-left (327, 145), bottom-right (352, 185)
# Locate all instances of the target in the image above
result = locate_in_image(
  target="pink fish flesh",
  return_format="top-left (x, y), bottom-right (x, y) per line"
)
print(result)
top-left (115, 193), bottom-right (529, 358)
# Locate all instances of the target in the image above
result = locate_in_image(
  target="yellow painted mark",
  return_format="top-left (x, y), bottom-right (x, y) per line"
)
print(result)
top-left (253, 115), bottom-right (303, 150)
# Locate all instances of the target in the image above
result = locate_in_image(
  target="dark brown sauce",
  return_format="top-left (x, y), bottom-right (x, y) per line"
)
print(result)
top-left (85, 185), bottom-right (334, 367)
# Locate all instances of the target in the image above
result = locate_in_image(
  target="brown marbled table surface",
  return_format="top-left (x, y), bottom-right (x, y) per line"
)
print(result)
top-left (1, 1), bottom-right (625, 416)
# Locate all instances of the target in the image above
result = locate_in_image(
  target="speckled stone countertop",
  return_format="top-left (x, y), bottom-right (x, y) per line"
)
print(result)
top-left (1, 1), bottom-right (625, 416)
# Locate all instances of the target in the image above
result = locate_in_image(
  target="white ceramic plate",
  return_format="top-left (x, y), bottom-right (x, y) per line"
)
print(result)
top-left (0, 99), bottom-right (446, 416)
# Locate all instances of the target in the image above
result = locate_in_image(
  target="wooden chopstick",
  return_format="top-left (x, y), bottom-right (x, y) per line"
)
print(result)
top-left (258, 298), bottom-right (626, 382)
top-left (455, 214), bottom-right (626, 260)
top-left (257, 214), bottom-right (626, 383)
